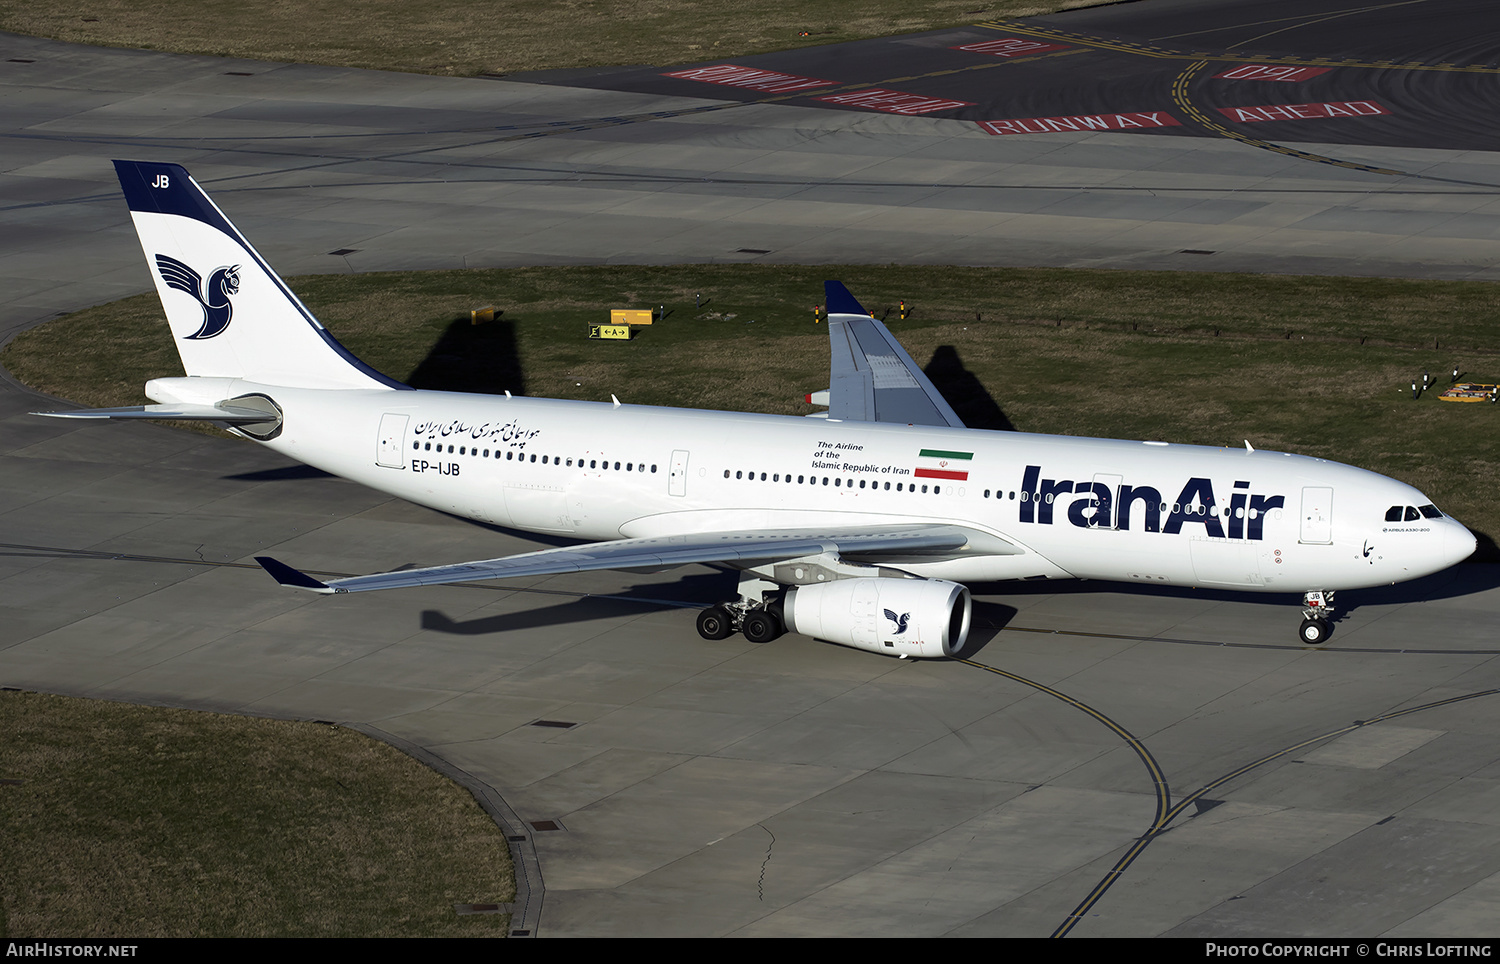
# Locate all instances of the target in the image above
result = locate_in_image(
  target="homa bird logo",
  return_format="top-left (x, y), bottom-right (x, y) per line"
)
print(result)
top-left (155, 254), bottom-right (241, 339)
top-left (884, 609), bottom-right (911, 635)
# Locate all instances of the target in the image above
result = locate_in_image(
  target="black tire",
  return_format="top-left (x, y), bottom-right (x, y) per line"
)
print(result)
top-left (1299, 617), bottom-right (1331, 645)
top-left (696, 606), bottom-right (735, 640)
top-left (741, 609), bottom-right (783, 644)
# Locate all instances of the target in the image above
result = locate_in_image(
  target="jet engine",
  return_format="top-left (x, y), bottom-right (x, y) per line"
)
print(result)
top-left (779, 578), bottom-right (971, 658)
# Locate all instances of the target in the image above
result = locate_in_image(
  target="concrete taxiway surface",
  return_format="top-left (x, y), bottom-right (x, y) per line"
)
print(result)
top-left (5, 0), bottom-right (1500, 937)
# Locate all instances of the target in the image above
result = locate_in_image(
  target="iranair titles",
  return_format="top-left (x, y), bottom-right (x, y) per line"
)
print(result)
top-left (1018, 465), bottom-right (1285, 540)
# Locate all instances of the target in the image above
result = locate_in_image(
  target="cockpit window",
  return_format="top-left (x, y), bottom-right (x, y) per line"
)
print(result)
top-left (1388, 504), bottom-right (1443, 522)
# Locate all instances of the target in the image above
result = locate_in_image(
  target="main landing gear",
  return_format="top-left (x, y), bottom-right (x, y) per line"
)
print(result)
top-left (1298, 590), bottom-right (1336, 645)
top-left (695, 602), bottom-right (785, 644)
top-left (695, 606), bottom-right (735, 640)
top-left (696, 574), bottom-right (787, 644)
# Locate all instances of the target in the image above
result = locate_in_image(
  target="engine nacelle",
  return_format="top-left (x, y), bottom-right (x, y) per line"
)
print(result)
top-left (779, 578), bottom-right (971, 658)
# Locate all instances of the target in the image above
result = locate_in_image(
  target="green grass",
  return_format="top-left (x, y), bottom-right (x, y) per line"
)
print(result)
top-left (0, 690), bottom-right (515, 938)
top-left (8, 263), bottom-right (1500, 547)
top-left (0, 0), bottom-right (1094, 77)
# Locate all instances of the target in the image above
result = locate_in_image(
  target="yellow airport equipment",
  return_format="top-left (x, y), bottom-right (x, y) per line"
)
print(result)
top-left (1438, 382), bottom-right (1498, 402)
top-left (611, 309), bottom-right (654, 326)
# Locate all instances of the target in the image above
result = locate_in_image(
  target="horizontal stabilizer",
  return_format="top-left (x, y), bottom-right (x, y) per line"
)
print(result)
top-left (34, 403), bottom-right (281, 424)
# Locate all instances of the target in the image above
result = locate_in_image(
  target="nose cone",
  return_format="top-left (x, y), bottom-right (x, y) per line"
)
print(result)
top-left (1446, 519), bottom-right (1478, 568)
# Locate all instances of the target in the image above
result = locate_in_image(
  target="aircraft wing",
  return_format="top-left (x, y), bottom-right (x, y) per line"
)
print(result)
top-left (255, 523), bottom-right (1018, 594)
top-left (821, 280), bottom-right (966, 429)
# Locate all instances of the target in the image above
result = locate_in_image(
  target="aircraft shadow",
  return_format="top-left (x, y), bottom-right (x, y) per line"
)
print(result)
top-left (404, 316), bottom-right (526, 396)
top-left (223, 464), bottom-right (334, 481)
top-left (924, 345), bottom-right (1015, 431)
top-left (967, 562), bottom-right (1500, 622)
top-left (952, 599), bottom-right (1020, 658)
top-left (1472, 528), bottom-right (1500, 564)
top-left (419, 570), bottom-right (737, 635)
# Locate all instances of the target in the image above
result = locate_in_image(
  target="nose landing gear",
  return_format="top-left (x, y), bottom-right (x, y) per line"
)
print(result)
top-left (1299, 590), bottom-right (1335, 645)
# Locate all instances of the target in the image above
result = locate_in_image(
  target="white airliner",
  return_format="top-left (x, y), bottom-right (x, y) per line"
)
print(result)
top-left (39, 160), bottom-right (1477, 654)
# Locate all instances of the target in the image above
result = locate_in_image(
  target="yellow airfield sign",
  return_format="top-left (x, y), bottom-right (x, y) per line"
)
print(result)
top-left (611, 309), bottom-right (654, 326)
top-left (590, 324), bottom-right (633, 340)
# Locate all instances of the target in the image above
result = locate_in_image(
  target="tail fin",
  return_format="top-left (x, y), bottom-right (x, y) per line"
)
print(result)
top-left (113, 160), bottom-right (404, 391)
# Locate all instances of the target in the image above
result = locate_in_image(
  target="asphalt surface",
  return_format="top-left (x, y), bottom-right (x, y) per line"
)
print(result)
top-left (554, 0), bottom-right (1500, 151)
top-left (4, 0), bottom-right (1500, 939)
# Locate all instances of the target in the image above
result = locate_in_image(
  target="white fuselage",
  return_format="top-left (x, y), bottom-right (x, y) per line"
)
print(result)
top-left (186, 378), bottom-right (1474, 594)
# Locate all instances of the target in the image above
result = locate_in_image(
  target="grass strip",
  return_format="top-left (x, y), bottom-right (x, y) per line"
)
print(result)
top-left (0, 1), bottom-right (1094, 77)
top-left (0, 690), bottom-right (515, 937)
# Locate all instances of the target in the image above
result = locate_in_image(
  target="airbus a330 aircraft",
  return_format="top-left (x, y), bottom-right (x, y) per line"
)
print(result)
top-left (40, 160), bottom-right (1477, 655)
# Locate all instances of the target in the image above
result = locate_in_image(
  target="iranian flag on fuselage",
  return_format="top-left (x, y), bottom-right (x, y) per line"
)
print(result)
top-left (915, 448), bottom-right (972, 481)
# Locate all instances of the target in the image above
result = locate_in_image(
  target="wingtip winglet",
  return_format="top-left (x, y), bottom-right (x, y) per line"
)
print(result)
top-left (254, 556), bottom-right (336, 593)
top-left (824, 280), bottom-right (866, 316)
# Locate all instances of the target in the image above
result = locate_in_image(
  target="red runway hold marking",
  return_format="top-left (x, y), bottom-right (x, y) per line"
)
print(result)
top-left (1217, 100), bottom-right (1389, 123)
top-left (1215, 64), bottom-right (1333, 82)
top-left (979, 111), bottom-right (1181, 135)
top-left (954, 38), bottom-right (1070, 57)
top-left (816, 88), bottom-right (975, 115)
top-left (662, 64), bottom-right (836, 93)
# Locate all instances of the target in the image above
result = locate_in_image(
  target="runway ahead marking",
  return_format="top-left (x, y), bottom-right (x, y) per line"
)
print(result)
top-left (955, 19), bottom-right (1500, 189)
top-left (1167, 60), bottom-right (1500, 189)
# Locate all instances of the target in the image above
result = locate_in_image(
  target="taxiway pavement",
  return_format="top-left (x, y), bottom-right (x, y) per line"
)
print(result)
top-left (4, 0), bottom-right (1500, 937)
